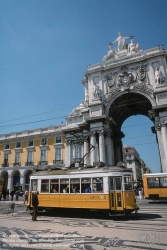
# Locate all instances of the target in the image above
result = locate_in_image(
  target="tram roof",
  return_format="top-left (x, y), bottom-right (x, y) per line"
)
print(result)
top-left (30, 166), bottom-right (133, 177)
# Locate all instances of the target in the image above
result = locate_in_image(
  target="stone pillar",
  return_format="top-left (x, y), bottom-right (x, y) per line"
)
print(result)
top-left (90, 132), bottom-right (96, 165)
top-left (72, 144), bottom-right (75, 162)
top-left (106, 134), bottom-right (114, 165)
top-left (65, 141), bottom-right (72, 167)
top-left (7, 175), bottom-right (13, 192)
top-left (20, 175), bottom-right (25, 191)
top-left (161, 123), bottom-right (167, 172)
top-left (84, 141), bottom-right (89, 166)
top-left (99, 131), bottom-right (106, 163)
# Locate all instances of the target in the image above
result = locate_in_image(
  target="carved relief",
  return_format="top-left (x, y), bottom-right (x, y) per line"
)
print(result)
top-left (136, 64), bottom-right (147, 82)
top-left (104, 72), bottom-right (117, 90)
top-left (92, 82), bottom-right (101, 99)
top-left (155, 68), bottom-right (165, 85)
top-left (69, 101), bottom-right (89, 116)
top-left (118, 66), bottom-right (135, 86)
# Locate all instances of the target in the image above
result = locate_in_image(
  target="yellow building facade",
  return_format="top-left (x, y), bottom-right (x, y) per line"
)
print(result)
top-left (0, 125), bottom-right (66, 194)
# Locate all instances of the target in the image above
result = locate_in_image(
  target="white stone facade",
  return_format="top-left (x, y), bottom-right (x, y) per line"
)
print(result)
top-left (63, 32), bottom-right (167, 173)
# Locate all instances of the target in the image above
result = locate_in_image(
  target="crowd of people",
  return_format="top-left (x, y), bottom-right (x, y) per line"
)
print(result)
top-left (1, 188), bottom-right (29, 203)
top-left (135, 183), bottom-right (144, 199)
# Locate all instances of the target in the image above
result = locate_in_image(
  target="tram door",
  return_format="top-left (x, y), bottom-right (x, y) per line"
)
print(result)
top-left (109, 177), bottom-right (123, 211)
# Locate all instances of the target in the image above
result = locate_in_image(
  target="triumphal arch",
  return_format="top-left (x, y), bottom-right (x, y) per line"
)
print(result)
top-left (62, 32), bottom-right (167, 173)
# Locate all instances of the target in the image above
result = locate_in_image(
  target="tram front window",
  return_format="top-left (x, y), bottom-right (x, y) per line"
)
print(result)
top-left (31, 180), bottom-right (38, 191)
top-left (124, 175), bottom-right (133, 190)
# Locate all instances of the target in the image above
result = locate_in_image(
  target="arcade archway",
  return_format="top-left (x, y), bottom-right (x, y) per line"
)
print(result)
top-left (1, 171), bottom-right (8, 190)
top-left (108, 92), bottom-right (154, 165)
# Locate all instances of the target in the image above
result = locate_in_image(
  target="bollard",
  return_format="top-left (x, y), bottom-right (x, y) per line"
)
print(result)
top-left (7, 202), bottom-right (15, 216)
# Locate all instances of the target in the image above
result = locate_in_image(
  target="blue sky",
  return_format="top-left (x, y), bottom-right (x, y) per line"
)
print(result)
top-left (1, 0), bottom-right (167, 172)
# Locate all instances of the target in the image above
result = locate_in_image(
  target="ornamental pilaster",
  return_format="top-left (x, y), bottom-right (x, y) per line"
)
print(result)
top-left (90, 132), bottom-right (96, 165)
top-left (99, 130), bottom-right (106, 163)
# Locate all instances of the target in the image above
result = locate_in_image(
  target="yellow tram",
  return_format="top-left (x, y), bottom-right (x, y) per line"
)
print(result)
top-left (27, 166), bottom-right (139, 215)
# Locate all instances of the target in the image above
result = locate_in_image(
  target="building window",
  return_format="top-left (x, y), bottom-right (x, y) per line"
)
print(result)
top-left (56, 136), bottom-right (62, 143)
top-left (41, 138), bottom-right (47, 145)
top-left (4, 153), bottom-right (9, 160)
top-left (16, 142), bottom-right (21, 148)
top-left (55, 148), bottom-right (61, 161)
top-left (41, 150), bottom-right (46, 161)
top-left (3, 153), bottom-right (9, 167)
top-left (15, 152), bottom-right (20, 163)
top-left (27, 151), bottom-right (33, 162)
top-left (75, 146), bottom-right (82, 159)
top-left (5, 144), bottom-right (10, 149)
top-left (129, 160), bottom-right (132, 164)
top-left (28, 140), bottom-right (33, 147)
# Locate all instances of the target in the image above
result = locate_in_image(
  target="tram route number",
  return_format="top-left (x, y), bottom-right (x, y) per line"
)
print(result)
top-left (90, 195), bottom-right (106, 199)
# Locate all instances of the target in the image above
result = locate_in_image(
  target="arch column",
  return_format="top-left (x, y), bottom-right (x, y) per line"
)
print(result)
top-left (65, 141), bottom-right (72, 167)
top-left (7, 175), bottom-right (13, 192)
top-left (90, 132), bottom-right (96, 165)
top-left (106, 134), bottom-right (114, 165)
top-left (161, 123), bottom-right (167, 172)
top-left (99, 131), bottom-right (106, 163)
top-left (20, 175), bottom-right (25, 191)
top-left (84, 141), bottom-right (89, 166)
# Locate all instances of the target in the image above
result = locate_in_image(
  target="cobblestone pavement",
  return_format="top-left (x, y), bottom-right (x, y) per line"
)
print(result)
top-left (0, 199), bottom-right (166, 250)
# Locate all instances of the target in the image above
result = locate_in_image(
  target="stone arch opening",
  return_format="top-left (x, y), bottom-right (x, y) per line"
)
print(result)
top-left (1, 171), bottom-right (8, 191)
top-left (12, 170), bottom-right (21, 191)
top-left (23, 169), bottom-right (33, 191)
top-left (108, 92), bottom-right (154, 165)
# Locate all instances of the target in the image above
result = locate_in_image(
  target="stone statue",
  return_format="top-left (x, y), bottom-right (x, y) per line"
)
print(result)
top-left (103, 43), bottom-right (115, 61)
top-left (128, 37), bottom-right (140, 53)
top-left (155, 68), bottom-right (163, 85)
top-left (93, 82), bottom-right (100, 99)
top-left (110, 32), bottom-right (130, 51)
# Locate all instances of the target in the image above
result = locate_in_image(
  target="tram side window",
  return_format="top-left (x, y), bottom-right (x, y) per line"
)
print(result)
top-left (70, 178), bottom-right (80, 193)
top-left (60, 179), bottom-right (69, 193)
top-left (115, 177), bottom-right (122, 190)
top-left (124, 175), bottom-right (133, 190)
top-left (41, 179), bottom-right (49, 192)
top-left (92, 178), bottom-right (103, 192)
top-left (50, 179), bottom-right (59, 193)
top-left (147, 178), bottom-right (159, 188)
top-left (81, 178), bottom-right (91, 193)
top-left (159, 177), bottom-right (167, 187)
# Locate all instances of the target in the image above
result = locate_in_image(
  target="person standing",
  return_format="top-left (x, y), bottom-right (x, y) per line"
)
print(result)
top-left (32, 191), bottom-right (39, 221)
top-left (2, 188), bottom-right (6, 201)
top-left (138, 185), bottom-right (143, 200)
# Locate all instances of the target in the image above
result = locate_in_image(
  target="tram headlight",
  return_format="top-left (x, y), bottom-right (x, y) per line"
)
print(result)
top-left (126, 193), bottom-right (131, 198)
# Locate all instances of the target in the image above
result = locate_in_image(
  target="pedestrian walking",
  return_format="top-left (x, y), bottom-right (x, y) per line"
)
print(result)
top-left (32, 191), bottom-right (39, 221)
top-left (15, 190), bottom-right (19, 201)
top-left (10, 190), bottom-right (15, 201)
top-left (23, 190), bottom-right (28, 204)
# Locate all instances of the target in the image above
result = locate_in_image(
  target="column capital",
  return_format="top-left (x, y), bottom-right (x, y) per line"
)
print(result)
top-left (161, 122), bottom-right (167, 127)
top-left (66, 140), bottom-right (72, 145)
